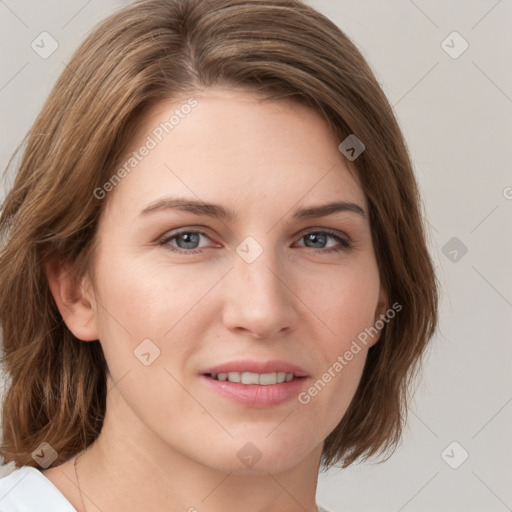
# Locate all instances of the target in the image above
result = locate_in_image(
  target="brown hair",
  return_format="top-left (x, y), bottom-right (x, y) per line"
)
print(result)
top-left (0, 0), bottom-right (438, 471)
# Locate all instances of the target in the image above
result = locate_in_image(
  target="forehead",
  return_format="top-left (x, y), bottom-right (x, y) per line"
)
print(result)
top-left (105, 87), bottom-right (367, 219)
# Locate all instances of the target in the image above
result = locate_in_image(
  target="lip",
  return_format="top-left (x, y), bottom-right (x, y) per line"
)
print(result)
top-left (200, 359), bottom-right (309, 377)
top-left (200, 374), bottom-right (309, 408)
top-left (199, 359), bottom-right (310, 408)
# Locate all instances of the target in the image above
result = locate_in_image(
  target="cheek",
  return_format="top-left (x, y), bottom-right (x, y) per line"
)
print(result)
top-left (300, 277), bottom-right (375, 430)
top-left (298, 262), bottom-right (379, 419)
top-left (93, 248), bottom-right (201, 336)
top-left (91, 248), bottom-right (219, 385)
top-left (90, 252), bottom-right (205, 411)
top-left (304, 259), bottom-right (381, 351)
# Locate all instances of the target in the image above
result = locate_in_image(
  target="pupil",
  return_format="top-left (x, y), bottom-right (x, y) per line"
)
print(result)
top-left (178, 232), bottom-right (199, 249)
top-left (306, 233), bottom-right (326, 248)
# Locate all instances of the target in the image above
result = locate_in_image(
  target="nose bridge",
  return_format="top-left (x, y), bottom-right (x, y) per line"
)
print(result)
top-left (222, 237), bottom-right (294, 337)
top-left (236, 238), bottom-right (286, 303)
top-left (238, 243), bottom-right (281, 295)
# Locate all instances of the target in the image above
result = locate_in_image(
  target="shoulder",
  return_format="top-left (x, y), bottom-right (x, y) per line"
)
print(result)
top-left (0, 465), bottom-right (76, 511)
top-left (0, 466), bottom-right (334, 512)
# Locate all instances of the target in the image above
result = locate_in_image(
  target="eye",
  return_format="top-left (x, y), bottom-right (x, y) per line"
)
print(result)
top-left (295, 230), bottom-right (353, 253)
top-left (159, 230), bottom-right (214, 254)
top-left (158, 228), bottom-right (353, 254)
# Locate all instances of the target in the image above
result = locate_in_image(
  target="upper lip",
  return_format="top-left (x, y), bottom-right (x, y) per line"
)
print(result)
top-left (201, 359), bottom-right (309, 377)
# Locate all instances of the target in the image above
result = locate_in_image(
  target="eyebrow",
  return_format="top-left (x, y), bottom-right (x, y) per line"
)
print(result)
top-left (137, 197), bottom-right (367, 221)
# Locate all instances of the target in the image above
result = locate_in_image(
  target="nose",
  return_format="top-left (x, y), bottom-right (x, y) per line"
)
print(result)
top-left (221, 245), bottom-right (296, 340)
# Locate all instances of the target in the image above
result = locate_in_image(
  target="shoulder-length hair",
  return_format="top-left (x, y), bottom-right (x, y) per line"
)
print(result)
top-left (0, 0), bottom-right (438, 470)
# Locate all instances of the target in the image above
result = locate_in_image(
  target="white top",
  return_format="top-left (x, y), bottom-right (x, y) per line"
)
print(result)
top-left (0, 465), bottom-right (76, 511)
top-left (0, 465), bottom-right (334, 512)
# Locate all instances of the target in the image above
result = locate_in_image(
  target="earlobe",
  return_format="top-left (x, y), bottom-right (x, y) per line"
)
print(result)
top-left (45, 256), bottom-right (99, 341)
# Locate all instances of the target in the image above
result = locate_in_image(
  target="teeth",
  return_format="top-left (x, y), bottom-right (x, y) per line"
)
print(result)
top-left (227, 372), bottom-right (241, 383)
top-left (241, 372), bottom-right (260, 384)
top-left (211, 371), bottom-right (296, 385)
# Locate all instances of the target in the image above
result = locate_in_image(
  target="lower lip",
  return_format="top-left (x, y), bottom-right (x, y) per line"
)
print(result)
top-left (200, 375), bottom-right (308, 408)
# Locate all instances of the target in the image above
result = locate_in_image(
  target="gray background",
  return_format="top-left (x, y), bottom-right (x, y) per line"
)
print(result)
top-left (1, 1), bottom-right (511, 511)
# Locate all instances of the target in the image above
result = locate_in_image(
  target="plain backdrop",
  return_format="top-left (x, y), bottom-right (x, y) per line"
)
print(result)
top-left (1, 1), bottom-right (511, 511)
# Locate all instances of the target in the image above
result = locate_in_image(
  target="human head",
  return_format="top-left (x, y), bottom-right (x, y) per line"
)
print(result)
top-left (0, 0), bottom-right (438, 471)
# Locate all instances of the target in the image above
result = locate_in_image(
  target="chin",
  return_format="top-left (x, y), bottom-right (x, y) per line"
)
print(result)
top-left (193, 435), bottom-right (316, 475)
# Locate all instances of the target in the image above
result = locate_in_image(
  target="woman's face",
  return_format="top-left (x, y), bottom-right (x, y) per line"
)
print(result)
top-left (83, 87), bottom-right (386, 473)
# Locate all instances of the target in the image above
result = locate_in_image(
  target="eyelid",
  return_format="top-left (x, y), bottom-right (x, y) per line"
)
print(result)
top-left (160, 224), bottom-right (351, 240)
top-left (159, 228), bottom-right (218, 248)
top-left (158, 226), bottom-right (354, 254)
top-left (296, 226), bottom-right (351, 241)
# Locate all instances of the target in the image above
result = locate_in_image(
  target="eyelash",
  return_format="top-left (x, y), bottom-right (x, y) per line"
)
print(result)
top-left (158, 229), bottom-right (353, 255)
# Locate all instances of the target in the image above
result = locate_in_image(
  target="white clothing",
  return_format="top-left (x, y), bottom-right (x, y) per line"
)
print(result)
top-left (0, 465), bottom-right (75, 511)
top-left (0, 465), bottom-right (333, 511)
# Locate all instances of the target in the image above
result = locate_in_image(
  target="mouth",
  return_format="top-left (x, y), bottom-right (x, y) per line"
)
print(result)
top-left (200, 359), bottom-right (308, 385)
top-left (199, 359), bottom-right (309, 406)
top-left (204, 371), bottom-right (306, 385)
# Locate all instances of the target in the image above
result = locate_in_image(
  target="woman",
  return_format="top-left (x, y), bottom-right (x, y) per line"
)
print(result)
top-left (0, 0), bottom-right (438, 510)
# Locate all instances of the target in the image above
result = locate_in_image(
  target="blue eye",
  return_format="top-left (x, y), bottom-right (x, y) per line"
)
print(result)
top-left (159, 231), bottom-right (210, 253)
top-left (159, 229), bottom-right (353, 254)
top-left (298, 231), bottom-right (353, 252)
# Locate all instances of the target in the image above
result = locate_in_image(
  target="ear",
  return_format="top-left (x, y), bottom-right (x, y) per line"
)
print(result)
top-left (368, 285), bottom-right (388, 348)
top-left (45, 255), bottom-right (99, 342)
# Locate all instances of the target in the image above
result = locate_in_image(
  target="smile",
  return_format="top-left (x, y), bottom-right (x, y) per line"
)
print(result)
top-left (206, 371), bottom-right (298, 385)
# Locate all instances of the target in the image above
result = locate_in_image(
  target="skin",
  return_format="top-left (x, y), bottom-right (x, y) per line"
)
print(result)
top-left (43, 87), bottom-right (387, 512)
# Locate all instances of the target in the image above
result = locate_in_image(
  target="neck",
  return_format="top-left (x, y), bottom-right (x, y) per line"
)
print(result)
top-left (74, 377), bottom-right (324, 512)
